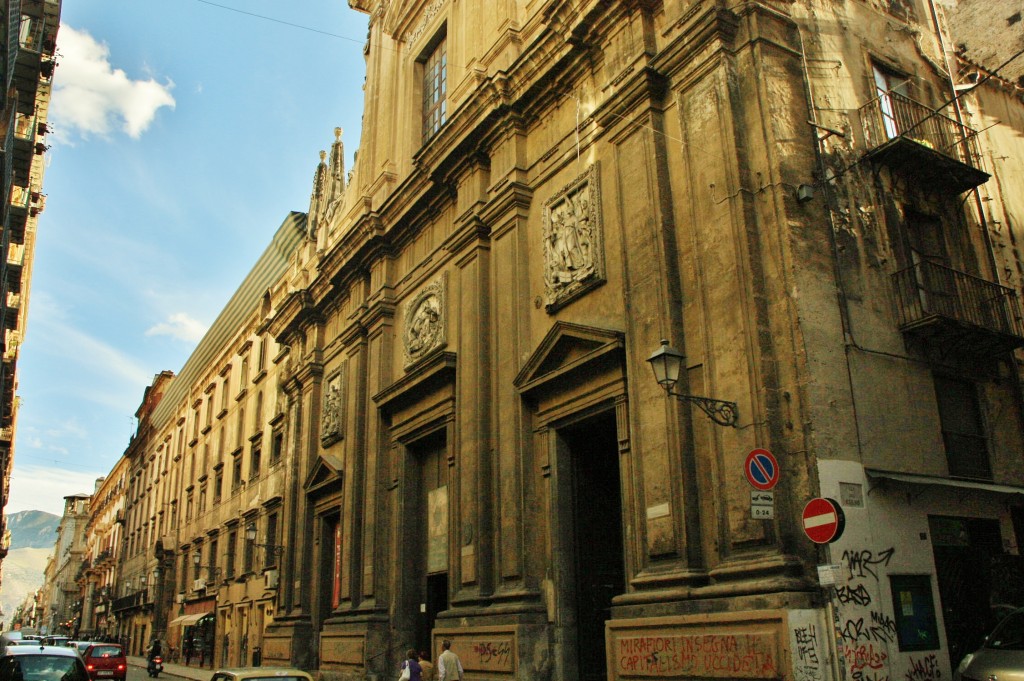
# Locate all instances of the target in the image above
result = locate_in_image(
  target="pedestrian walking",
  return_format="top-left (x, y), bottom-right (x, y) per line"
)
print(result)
top-left (418, 651), bottom-right (435, 681)
top-left (399, 649), bottom-right (422, 681)
top-left (437, 640), bottom-right (464, 681)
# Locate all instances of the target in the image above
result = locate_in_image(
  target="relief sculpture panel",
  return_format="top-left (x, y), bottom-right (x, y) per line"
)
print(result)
top-left (404, 275), bottom-right (447, 368)
top-left (543, 163), bottom-right (605, 312)
top-left (320, 366), bottom-right (344, 447)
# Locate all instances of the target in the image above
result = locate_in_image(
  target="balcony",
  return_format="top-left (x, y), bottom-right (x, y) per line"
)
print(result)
top-left (893, 260), bottom-right (1024, 357)
top-left (859, 91), bottom-right (989, 194)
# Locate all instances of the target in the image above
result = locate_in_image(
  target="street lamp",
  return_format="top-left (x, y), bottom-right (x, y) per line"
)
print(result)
top-left (192, 552), bottom-right (222, 580)
top-left (647, 339), bottom-right (739, 427)
top-left (244, 522), bottom-right (284, 559)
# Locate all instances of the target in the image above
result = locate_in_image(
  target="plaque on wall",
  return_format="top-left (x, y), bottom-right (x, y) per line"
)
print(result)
top-left (320, 366), bottom-right (345, 447)
top-left (403, 276), bottom-right (447, 368)
top-left (543, 163), bottom-right (605, 312)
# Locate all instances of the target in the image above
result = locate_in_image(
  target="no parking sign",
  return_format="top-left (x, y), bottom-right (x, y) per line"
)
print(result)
top-left (744, 448), bottom-right (780, 491)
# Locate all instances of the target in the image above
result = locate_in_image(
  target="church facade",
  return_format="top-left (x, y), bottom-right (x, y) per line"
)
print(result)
top-left (94, 1), bottom-right (1024, 680)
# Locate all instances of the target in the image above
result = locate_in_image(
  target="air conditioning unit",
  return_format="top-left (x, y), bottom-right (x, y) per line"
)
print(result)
top-left (192, 578), bottom-right (207, 591)
top-left (264, 569), bottom-right (279, 590)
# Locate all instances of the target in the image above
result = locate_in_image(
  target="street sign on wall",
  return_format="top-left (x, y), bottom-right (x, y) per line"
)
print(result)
top-left (744, 448), bottom-right (780, 491)
top-left (802, 497), bottom-right (845, 544)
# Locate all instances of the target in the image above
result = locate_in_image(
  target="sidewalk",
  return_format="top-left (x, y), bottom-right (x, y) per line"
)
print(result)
top-left (127, 656), bottom-right (212, 681)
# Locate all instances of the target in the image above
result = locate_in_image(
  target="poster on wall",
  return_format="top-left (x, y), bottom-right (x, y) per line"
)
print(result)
top-left (427, 486), bottom-right (448, 573)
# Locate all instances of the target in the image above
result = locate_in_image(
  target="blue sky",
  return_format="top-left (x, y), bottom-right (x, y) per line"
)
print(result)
top-left (6, 1), bottom-right (368, 516)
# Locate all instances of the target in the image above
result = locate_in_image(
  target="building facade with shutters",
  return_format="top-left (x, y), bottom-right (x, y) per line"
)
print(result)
top-left (0, 0), bottom-right (61, 581)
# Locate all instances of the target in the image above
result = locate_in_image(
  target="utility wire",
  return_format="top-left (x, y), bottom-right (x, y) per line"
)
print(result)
top-left (194, 0), bottom-right (365, 44)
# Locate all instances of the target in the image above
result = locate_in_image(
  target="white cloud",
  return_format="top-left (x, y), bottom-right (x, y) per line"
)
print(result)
top-left (6, 465), bottom-right (106, 516)
top-left (50, 26), bottom-right (176, 141)
top-left (146, 312), bottom-right (208, 343)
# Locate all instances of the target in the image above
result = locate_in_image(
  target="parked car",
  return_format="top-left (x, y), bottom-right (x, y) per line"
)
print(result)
top-left (955, 606), bottom-right (1024, 681)
top-left (0, 643), bottom-right (89, 681)
top-left (208, 667), bottom-right (314, 681)
top-left (80, 644), bottom-right (125, 681)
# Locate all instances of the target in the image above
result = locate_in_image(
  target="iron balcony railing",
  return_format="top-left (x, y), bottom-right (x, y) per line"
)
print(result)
top-left (892, 260), bottom-right (1024, 340)
top-left (859, 90), bottom-right (983, 168)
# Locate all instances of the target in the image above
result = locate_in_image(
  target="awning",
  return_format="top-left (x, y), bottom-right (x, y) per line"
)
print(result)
top-left (167, 612), bottom-right (212, 627)
top-left (865, 469), bottom-right (1024, 495)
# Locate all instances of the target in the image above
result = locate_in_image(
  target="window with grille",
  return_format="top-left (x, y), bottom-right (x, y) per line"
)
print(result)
top-left (422, 35), bottom-right (447, 142)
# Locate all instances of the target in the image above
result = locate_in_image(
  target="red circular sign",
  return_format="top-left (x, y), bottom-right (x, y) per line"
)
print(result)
top-left (744, 448), bottom-right (780, 491)
top-left (802, 497), bottom-right (846, 544)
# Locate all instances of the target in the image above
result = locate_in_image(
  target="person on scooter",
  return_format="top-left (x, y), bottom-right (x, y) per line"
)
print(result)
top-left (147, 638), bottom-right (163, 676)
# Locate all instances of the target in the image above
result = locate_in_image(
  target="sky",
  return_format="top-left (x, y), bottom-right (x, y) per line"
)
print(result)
top-left (6, 0), bottom-right (369, 517)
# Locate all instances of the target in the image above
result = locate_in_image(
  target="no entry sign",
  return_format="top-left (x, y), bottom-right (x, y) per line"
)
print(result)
top-left (802, 497), bottom-right (845, 544)
top-left (744, 448), bottom-right (780, 491)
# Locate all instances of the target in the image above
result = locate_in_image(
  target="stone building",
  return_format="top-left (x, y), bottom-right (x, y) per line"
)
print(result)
top-left (42, 0), bottom-right (1024, 679)
top-left (39, 494), bottom-right (89, 636)
top-left (113, 214), bottom-right (307, 666)
top-left (254, 1), bottom-right (1024, 680)
top-left (77, 469), bottom-right (127, 640)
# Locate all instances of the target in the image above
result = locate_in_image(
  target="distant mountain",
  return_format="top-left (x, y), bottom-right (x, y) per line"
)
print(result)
top-left (7, 511), bottom-right (59, 550)
top-left (0, 512), bottom-right (58, 624)
top-left (0, 547), bottom-right (51, 621)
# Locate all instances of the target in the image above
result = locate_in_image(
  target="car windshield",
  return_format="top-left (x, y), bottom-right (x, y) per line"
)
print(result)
top-left (0, 655), bottom-right (88, 681)
top-left (987, 611), bottom-right (1024, 650)
top-left (84, 647), bottom-right (121, 659)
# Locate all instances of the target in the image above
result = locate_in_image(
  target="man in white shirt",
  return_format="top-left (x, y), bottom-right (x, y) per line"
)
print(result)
top-left (437, 639), bottom-right (464, 681)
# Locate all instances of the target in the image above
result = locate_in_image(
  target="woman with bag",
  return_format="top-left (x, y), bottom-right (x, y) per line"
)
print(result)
top-left (399, 648), bottom-right (423, 681)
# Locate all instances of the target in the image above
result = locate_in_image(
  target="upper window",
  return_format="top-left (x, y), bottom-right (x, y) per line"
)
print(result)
top-left (872, 61), bottom-right (912, 140)
top-left (934, 375), bottom-right (990, 479)
top-left (422, 35), bottom-right (447, 142)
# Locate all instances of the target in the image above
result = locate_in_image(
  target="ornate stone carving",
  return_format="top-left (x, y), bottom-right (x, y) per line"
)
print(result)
top-left (403, 276), bottom-right (447, 367)
top-left (543, 164), bottom-right (604, 311)
top-left (405, 0), bottom-right (447, 45)
top-left (320, 368), bottom-right (344, 447)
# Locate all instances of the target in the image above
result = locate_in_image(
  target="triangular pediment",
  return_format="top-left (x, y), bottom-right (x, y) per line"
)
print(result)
top-left (304, 452), bottom-right (344, 498)
top-left (514, 322), bottom-right (625, 395)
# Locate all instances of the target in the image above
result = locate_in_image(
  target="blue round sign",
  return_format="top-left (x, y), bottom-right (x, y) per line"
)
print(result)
top-left (744, 448), bottom-right (780, 491)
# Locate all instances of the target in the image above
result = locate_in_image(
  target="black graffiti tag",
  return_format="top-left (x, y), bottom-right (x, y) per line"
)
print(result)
top-left (906, 654), bottom-right (941, 681)
top-left (842, 548), bottom-right (895, 581)
top-left (837, 584), bottom-right (873, 606)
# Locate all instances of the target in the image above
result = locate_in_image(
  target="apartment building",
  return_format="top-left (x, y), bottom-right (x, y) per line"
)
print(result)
top-left (0, 0), bottom-right (61, 577)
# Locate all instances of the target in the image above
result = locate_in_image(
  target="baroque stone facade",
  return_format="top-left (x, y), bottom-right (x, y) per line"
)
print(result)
top-left (53, 1), bottom-right (1024, 680)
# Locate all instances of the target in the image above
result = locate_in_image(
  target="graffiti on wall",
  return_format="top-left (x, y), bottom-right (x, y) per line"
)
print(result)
top-left (833, 546), bottom-right (898, 681)
top-left (905, 654), bottom-right (941, 681)
top-left (615, 633), bottom-right (778, 678)
top-left (791, 620), bottom-right (822, 681)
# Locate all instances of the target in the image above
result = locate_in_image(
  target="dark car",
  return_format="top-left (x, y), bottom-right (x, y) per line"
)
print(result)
top-left (80, 644), bottom-right (125, 681)
top-left (955, 607), bottom-right (1024, 681)
top-left (0, 644), bottom-right (89, 681)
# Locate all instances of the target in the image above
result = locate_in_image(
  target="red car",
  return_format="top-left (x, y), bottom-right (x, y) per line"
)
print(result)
top-left (81, 644), bottom-right (126, 681)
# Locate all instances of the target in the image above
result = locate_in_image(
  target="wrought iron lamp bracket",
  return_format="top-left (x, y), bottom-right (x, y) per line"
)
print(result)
top-left (664, 386), bottom-right (739, 428)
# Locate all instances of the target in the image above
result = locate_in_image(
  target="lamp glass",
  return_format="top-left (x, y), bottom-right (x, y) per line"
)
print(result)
top-left (245, 522), bottom-right (257, 542)
top-left (647, 339), bottom-right (683, 387)
top-left (193, 552), bottom-right (201, 566)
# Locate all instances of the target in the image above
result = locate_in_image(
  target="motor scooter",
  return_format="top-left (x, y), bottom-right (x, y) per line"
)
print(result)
top-left (147, 655), bottom-right (163, 678)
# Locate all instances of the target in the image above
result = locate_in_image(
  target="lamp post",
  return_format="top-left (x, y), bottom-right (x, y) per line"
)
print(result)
top-left (647, 339), bottom-right (739, 427)
top-left (192, 552), bottom-right (222, 581)
top-left (244, 522), bottom-right (284, 564)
